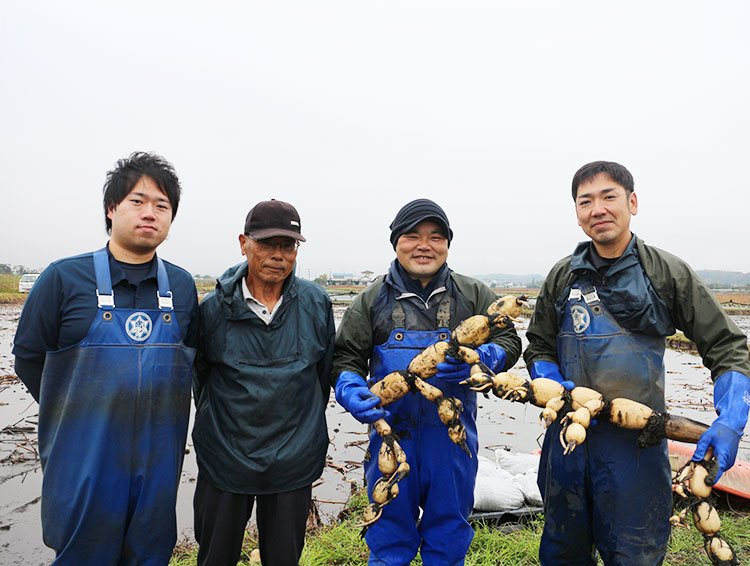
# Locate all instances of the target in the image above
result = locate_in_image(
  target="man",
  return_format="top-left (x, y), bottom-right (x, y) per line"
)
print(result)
top-left (333, 198), bottom-right (522, 566)
top-left (13, 152), bottom-right (199, 565)
top-left (524, 161), bottom-right (750, 566)
top-left (192, 199), bottom-right (335, 566)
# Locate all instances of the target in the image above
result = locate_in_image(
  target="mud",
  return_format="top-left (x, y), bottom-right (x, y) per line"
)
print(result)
top-left (0, 303), bottom-right (748, 565)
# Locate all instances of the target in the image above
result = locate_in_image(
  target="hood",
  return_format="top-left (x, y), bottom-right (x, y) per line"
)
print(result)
top-left (570, 233), bottom-right (640, 280)
top-left (214, 262), bottom-right (298, 314)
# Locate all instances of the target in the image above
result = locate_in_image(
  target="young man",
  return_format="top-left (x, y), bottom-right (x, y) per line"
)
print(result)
top-left (333, 198), bottom-right (522, 566)
top-left (13, 152), bottom-right (200, 565)
top-left (192, 199), bottom-right (335, 566)
top-left (525, 161), bottom-right (750, 566)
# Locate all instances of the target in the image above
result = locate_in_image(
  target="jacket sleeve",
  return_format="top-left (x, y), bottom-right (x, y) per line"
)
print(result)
top-left (193, 291), bottom-right (219, 405)
top-left (452, 273), bottom-right (522, 371)
top-left (640, 242), bottom-right (750, 379)
top-left (13, 264), bottom-right (64, 401)
top-left (523, 257), bottom-right (572, 368)
top-left (330, 283), bottom-right (379, 382)
top-left (317, 296), bottom-right (337, 394)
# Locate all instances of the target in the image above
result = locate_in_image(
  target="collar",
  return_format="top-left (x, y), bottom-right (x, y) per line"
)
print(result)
top-left (241, 276), bottom-right (284, 307)
top-left (386, 260), bottom-right (451, 299)
top-left (105, 241), bottom-right (159, 286)
top-left (217, 262), bottom-right (298, 315)
top-left (570, 233), bottom-right (640, 278)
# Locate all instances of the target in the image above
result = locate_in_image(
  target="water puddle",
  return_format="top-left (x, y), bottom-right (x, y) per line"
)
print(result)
top-left (0, 304), bottom-right (747, 563)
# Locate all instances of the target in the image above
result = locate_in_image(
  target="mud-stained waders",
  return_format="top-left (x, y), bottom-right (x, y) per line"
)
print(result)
top-left (38, 249), bottom-right (196, 566)
top-left (538, 282), bottom-right (672, 566)
top-left (364, 297), bottom-right (477, 566)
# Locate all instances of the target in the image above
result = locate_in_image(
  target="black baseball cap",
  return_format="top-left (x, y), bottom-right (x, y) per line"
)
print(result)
top-left (244, 199), bottom-right (306, 241)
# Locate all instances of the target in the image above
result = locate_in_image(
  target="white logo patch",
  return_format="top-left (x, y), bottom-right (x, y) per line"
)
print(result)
top-left (125, 312), bottom-right (153, 342)
top-left (743, 391), bottom-right (750, 408)
top-left (570, 305), bottom-right (590, 334)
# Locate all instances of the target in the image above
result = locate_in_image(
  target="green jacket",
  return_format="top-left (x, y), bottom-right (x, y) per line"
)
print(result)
top-left (524, 236), bottom-right (750, 380)
top-left (332, 267), bottom-right (522, 380)
top-left (193, 263), bottom-right (335, 494)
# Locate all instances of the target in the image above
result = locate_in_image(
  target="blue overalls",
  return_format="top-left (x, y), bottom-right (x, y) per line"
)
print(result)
top-left (365, 297), bottom-right (478, 566)
top-left (538, 280), bottom-right (672, 566)
top-left (37, 249), bottom-right (196, 566)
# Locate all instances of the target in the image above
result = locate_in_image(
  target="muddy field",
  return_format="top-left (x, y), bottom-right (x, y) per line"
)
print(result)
top-left (1, 302), bottom-right (749, 565)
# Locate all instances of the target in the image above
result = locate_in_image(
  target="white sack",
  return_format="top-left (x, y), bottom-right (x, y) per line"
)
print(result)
top-left (473, 456), bottom-right (525, 511)
top-left (514, 471), bottom-right (543, 507)
top-left (494, 449), bottom-right (540, 475)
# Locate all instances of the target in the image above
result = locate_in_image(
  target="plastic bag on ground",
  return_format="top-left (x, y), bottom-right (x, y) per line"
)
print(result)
top-left (494, 449), bottom-right (540, 475)
top-left (473, 456), bottom-right (525, 511)
top-left (514, 471), bottom-right (543, 507)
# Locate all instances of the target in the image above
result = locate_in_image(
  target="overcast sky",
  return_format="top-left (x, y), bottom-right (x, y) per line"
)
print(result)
top-left (2, 1), bottom-right (749, 279)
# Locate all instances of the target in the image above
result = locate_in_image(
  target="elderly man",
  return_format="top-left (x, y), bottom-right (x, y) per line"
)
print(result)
top-left (192, 199), bottom-right (335, 566)
top-left (333, 198), bottom-right (522, 566)
top-left (13, 152), bottom-right (199, 565)
top-left (525, 161), bottom-right (750, 565)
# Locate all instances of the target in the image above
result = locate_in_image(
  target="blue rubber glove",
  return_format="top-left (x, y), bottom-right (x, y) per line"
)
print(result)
top-left (693, 371), bottom-right (750, 483)
top-left (435, 344), bottom-right (507, 383)
top-left (334, 371), bottom-right (388, 424)
top-left (529, 360), bottom-right (575, 391)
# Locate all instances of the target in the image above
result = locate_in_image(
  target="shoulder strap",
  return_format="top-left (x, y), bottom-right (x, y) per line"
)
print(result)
top-left (156, 258), bottom-right (174, 311)
top-left (93, 248), bottom-right (115, 309)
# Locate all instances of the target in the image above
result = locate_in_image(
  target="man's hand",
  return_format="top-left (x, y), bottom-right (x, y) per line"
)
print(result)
top-left (529, 360), bottom-right (575, 391)
top-left (435, 344), bottom-right (506, 383)
top-left (692, 371), bottom-right (750, 483)
top-left (335, 371), bottom-right (388, 424)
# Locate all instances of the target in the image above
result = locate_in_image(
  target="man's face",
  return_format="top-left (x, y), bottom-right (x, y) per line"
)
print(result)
top-left (395, 220), bottom-right (449, 285)
top-left (575, 172), bottom-right (638, 257)
top-left (239, 235), bottom-right (298, 286)
top-left (107, 175), bottom-right (172, 256)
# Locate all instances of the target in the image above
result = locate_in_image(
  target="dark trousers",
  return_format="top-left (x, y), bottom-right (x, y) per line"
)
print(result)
top-left (193, 474), bottom-right (312, 566)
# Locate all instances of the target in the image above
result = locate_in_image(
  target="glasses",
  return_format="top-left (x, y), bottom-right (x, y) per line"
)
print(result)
top-left (249, 237), bottom-right (299, 253)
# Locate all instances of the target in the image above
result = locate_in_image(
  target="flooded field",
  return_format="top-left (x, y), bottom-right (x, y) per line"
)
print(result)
top-left (0, 302), bottom-right (748, 565)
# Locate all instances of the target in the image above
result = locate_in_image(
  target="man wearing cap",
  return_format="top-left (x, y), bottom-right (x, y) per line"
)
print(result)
top-left (191, 199), bottom-right (335, 566)
top-left (333, 199), bottom-right (522, 566)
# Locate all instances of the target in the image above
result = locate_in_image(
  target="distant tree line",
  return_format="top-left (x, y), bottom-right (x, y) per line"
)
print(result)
top-left (0, 264), bottom-right (40, 275)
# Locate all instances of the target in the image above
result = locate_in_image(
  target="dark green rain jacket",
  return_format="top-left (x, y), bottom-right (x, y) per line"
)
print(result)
top-left (524, 235), bottom-right (750, 380)
top-left (192, 263), bottom-right (335, 494)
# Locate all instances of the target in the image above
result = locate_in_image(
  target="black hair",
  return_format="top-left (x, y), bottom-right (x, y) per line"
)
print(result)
top-left (571, 161), bottom-right (634, 200)
top-left (102, 152), bottom-right (181, 233)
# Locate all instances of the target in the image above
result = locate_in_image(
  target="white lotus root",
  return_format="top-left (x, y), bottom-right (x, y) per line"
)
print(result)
top-left (357, 295), bottom-right (528, 528)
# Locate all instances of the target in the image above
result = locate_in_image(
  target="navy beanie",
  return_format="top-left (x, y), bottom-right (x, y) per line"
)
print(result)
top-left (389, 198), bottom-right (453, 249)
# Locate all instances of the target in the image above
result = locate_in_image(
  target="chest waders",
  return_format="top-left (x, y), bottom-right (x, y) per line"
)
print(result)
top-left (364, 298), bottom-right (477, 566)
top-left (538, 282), bottom-right (672, 566)
top-left (37, 249), bottom-right (196, 566)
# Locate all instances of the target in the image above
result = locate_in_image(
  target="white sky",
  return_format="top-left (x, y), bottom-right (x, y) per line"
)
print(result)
top-left (1, 1), bottom-right (749, 279)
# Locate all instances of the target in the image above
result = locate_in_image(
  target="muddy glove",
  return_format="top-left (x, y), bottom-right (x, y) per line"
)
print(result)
top-left (693, 371), bottom-right (750, 483)
top-left (335, 371), bottom-right (388, 424)
top-left (530, 361), bottom-right (575, 391)
top-left (435, 344), bottom-right (507, 383)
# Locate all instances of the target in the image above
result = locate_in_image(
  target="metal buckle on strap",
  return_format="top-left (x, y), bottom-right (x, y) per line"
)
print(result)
top-left (96, 289), bottom-right (115, 309)
top-left (157, 291), bottom-right (174, 310)
top-left (568, 288), bottom-right (582, 301)
top-left (582, 288), bottom-right (600, 305)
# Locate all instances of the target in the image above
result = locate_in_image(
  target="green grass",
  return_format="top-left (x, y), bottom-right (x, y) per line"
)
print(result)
top-left (170, 488), bottom-right (750, 566)
top-left (0, 274), bottom-right (24, 303)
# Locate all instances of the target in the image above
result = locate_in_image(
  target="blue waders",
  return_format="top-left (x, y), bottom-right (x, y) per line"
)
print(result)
top-left (538, 283), bottom-right (672, 566)
top-left (364, 299), bottom-right (477, 566)
top-left (37, 249), bottom-right (196, 566)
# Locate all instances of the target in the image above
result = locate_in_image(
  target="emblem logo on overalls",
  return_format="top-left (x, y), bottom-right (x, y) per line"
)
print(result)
top-left (125, 312), bottom-right (153, 342)
top-left (570, 305), bottom-right (590, 334)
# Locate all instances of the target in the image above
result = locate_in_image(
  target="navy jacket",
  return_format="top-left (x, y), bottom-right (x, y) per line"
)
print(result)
top-left (13, 245), bottom-right (199, 401)
top-left (192, 263), bottom-right (335, 494)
